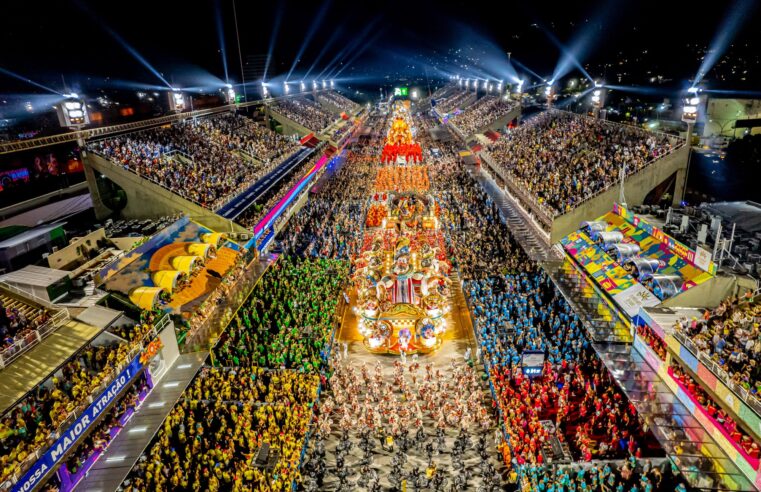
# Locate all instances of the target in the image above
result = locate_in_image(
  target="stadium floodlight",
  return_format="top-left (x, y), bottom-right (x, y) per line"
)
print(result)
top-left (312, 80), bottom-right (318, 90)
top-left (458, 78), bottom-right (463, 88)
top-left (261, 82), bottom-right (269, 98)
top-left (682, 87), bottom-right (700, 125)
top-left (591, 80), bottom-right (605, 118)
top-left (411, 89), bottom-right (418, 100)
top-left (284, 82), bottom-right (290, 94)
top-left (322, 80), bottom-right (327, 89)
top-left (57, 93), bottom-right (89, 128)
top-left (545, 83), bottom-right (554, 109)
top-left (481, 79), bottom-right (487, 90)
top-left (498, 80), bottom-right (503, 92)
top-left (168, 88), bottom-right (186, 112)
top-left (330, 79), bottom-right (334, 88)
top-left (225, 84), bottom-right (236, 104)
top-left (300, 81), bottom-right (306, 92)
top-left (515, 79), bottom-right (525, 94)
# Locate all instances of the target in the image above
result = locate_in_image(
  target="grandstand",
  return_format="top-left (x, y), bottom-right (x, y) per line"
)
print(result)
top-left (447, 94), bottom-right (520, 138)
top-left (479, 109), bottom-right (689, 242)
top-left (267, 95), bottom-right (337, 134)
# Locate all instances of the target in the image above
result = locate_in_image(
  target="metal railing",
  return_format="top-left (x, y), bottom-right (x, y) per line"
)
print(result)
top-left (0, 90), bottom-right (338, 155)
top-left (3, 315), bottom-right (166, 488)
top-left (0, 309), bottom-right (69, 369)
top-left (673, 331), bottom-right (761, 416)
top-left (479, 108), bottom-right (688, 227)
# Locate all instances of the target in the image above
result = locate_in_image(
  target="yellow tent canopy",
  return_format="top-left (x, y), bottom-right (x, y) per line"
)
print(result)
top-left (129, 286), bottom-right (165, 310)
top-left (187, 243), bottom-right (212, 258)
top-left (170, 255), bottom-right (201, 273)
top-left (200, 233), bottom-right (225, 247)
top-left (151, 270), bottom-right (182, 293)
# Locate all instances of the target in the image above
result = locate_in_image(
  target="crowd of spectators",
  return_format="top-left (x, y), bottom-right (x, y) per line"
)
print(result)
top-left (276, 150), bottom-right (374, 259)
top-left (436, 90), bottom-right (474, 114)
top-left (236, 152), bottom-right (323, 232)
top-left (0, 311), bottom-right (159, 486)
top-left (0, 295), bottom-right (52, 353)
top-left (58, 374), bottom-right (148, 484)
top-left (521, 459), bottom-right (687, 492)
top-left (213, 256), bottom-right (347, 372)
top-left (670, 363), bottom-right (761, 459)
top-left (470, 270), bottom-right (586, 368)
top-left (485, 110), bottom-right (676, 215)
top-left (126, 399), bottom-right (310, 491)
top-left (317, 90), bottom-right (358, 113)
top-left (674, 294), bottom-right (761, 397)
top-left (90, 113), bottom-right (301, 210)
top-left (636, 323), bottom-right (668, 361)
top-left (269, 97), bottom-right (335, 132)
top-left (186, 367), bottom-right (319, 406)
top-left (206, 113), bottom-right (300, 165)
top-left (449, 95), bottom-right (517, 135)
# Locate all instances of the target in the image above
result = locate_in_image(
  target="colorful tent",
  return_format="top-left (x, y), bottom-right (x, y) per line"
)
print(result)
top-left (151, 270), bottom-right (182, 293)
top-left (187, 243), bottom-right (212, 258)
top-left (170, 255), bottom-right (201, 273)
top-left (129, 286), bottom-right (165, 310)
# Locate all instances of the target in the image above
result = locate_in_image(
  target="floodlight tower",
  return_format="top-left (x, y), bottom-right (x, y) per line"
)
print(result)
top-left (679, 86), bottom-right (701, 205)
top-left (591, 80), bottom-right (605, 118)
top-left (56, 93), bottom-right (89, 129)
top-left (322, 80), bottom-right (327, 90)
top-left (545, 83), bottom-right (554, 109)
top-left (330, 79), bottom-right (334, 88)
top-left (459, 78), bottom-right (463, 89)
top-left (284, 82), bottom-right (290, 95)
top-left (497, 80), bottom-right (503, 94)
top-left (168, 88), bottom-right (186, 113)
top-left (312, 80), bottom-right (318, 92)
top-left (224, 84), bottom-right (236, 107)
top-left (261, 82), bottom-right (269, 99)
top-left (515, 79), bottom-right (525, 103)
top-left (300, 81), bottom-right (306, 92)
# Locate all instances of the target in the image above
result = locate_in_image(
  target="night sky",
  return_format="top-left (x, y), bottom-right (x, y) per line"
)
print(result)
top-left (1, 0), bottom-right (758, 96)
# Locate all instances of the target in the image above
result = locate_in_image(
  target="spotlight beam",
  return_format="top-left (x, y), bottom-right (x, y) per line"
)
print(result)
top-left (303, 26), bottom-right (345, 80)
top-left (315, 18), bottom-right (379, 80)
top-left (73, 0), bottom-right (172, 89)
top-left (0, 67), bottom-right (63, 95)
top-left (330, 30), bottom-right (385, 79)
top-left (264, 2), bottom-right (285, 81)
top-left (286, 0), bottom-right (333, 81)
top-left (511, 59), bottom-right (544, 83)
top-left (692, 0), bottom-right (755, 86)
top-left (214, 0), bottom-right (229, 83)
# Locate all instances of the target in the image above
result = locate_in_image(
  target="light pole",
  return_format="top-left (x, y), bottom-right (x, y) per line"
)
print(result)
top-left (591, 80), bottom-right (605, 119)
top-left (679, 86), bottom-right (701, 205)
top-left (545, 84), bottom-right (554, 110)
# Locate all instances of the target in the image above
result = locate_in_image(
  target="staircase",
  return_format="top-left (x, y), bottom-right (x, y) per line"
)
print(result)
top-left (546, 259), bottom-right (632, 344)
top-left (469, 167), bottom-right (557, 263)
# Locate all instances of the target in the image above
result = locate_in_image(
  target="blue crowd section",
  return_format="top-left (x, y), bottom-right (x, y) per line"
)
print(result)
top-left (215, 147), bottom-right (315, 220)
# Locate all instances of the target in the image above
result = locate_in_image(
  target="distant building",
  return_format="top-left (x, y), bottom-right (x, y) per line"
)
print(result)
top-left (704, 98), bottom-right (761, 139)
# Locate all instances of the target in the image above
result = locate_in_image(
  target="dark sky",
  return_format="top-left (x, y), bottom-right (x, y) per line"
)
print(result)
top-left (0, 0), bottom-right (758, 95)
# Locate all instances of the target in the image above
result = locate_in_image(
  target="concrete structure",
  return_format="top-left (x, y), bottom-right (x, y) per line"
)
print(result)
top-left (82, 151), bottom-right (249, 235)
top-left (450, 105), bottom-right (521, 142)
top-left (479, 142), bottom-right (690, 244)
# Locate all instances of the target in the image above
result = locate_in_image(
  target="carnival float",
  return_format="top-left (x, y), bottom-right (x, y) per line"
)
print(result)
top-left (352, 104), bottom-right (453, 354)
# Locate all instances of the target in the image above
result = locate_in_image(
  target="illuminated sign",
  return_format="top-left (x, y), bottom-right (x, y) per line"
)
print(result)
top-left (522, 350), bottom-right (545, 377)
top-left (394, 87), bottom-right (409, 97)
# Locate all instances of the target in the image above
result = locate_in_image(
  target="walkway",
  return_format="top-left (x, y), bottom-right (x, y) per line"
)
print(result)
top-left (471, 166), bottom-right (559, 263)
top-left (0, 319), bottom-right (101, 413)
top-left (216, 147), bottom-right (314, 220)
top-left (75, 352), bottom-right (207, 492)
top-left (595, 343), bottom-right (756, 491)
